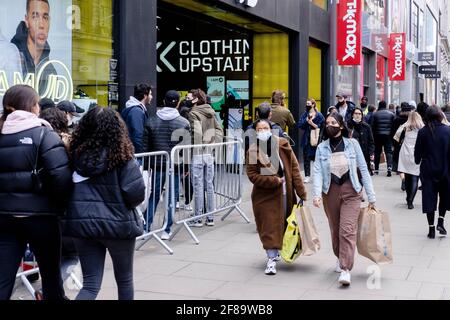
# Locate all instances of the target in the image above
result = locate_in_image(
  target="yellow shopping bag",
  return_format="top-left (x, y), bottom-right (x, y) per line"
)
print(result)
top-left (281, 204), bottom-right (302, 263)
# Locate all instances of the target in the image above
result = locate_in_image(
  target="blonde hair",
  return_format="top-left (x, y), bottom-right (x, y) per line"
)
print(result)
top-left (404, 111), bottom-right (424, 131)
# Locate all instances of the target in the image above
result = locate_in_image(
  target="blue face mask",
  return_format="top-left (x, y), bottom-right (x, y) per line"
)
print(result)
top-left (257, 130), bottom-right (272, 142)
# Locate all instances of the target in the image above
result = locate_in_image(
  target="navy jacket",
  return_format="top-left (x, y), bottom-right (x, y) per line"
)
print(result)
top-left (63, 151), bottom-right (145, 240)
top-left (414, 122), bottom-right (450, 183)
top-left (121, 105), bottom-right (148, 154)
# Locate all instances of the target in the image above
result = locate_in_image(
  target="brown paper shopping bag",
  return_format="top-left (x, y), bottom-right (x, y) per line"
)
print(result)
top-left (357, 206), bottom-right (393, 264)
top-left (296, 205), bottom-right (321, 256)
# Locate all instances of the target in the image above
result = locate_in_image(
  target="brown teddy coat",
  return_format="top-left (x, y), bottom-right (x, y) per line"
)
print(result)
top-left (246, 137), bottom-right (307, 250)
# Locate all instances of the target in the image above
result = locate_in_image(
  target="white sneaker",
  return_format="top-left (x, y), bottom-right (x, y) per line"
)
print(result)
top-left (205, 218), bottom-right (215, 226)
top-left (304, 176), bottom-right (311, 184)
top-left (334, 260), bottom-right (342, 273)
top-left (176, 202), bottom-right (181, 209)
top-left (184, 204), bottom-right (193, 212)
top-left (273, 254), bottom-right (281, 262)
top-left (160, 231), bottom-right (172, 240)
top-left (188, 220), bottom-right (203, 228)
top-left (338, 270), bottom-right (351, 286)
top-left (265, 259), bottom-right (277, 275)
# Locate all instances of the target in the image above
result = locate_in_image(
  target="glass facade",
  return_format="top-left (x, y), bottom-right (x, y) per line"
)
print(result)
top-left (0, 0), bottom-right (114, 113)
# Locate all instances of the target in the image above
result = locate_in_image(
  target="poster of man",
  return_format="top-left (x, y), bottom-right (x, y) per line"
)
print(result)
top-left (0, 0), bottom-right (73, 110)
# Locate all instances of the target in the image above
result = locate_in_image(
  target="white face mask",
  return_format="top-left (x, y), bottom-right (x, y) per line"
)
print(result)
top-left (257, 130), bottom-right (272, 142)
top-left (353, 117), bottom-right (361, 123)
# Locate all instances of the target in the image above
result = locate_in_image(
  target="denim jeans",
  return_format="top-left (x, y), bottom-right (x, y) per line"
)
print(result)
top-left (73, 238), bottom-right (135, 300)
top-left (192, 154), bottom-right (215, 220)
top-left (146, 170), bottom-right (179, 233)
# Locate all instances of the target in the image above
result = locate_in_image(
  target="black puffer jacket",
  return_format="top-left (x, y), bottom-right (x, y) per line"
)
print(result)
top-left (371, 108), bottom-right (395, 136)
top-left (347, 120), bottom-right (375, 163)
top-left (0, 126), bottom-right (72, 216)
top-left (63, 151), bottom-right (145, 240)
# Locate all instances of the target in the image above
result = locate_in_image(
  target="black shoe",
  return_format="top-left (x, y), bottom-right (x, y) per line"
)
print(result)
top-left (428, 227), bottom-right (436, 239)
top-left (418, 186), bottom-right (423, 190)
top-left (407, 202), bottom-right (414, 210)
top-left (374, 170), bottom-right (379, 175)
top-left (401, 180), bottom-right (406, 191)
top-left (387, 170), bottom-right (392, 177)
top-left (437, 219), bottom-right (447, 235)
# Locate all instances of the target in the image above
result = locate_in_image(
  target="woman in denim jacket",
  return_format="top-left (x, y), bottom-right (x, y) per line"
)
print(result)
top-left (312, 113), bottom-right (376, 287)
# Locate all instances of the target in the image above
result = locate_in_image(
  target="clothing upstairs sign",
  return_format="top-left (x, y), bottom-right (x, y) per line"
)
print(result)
top-left (388, 33), bottom-right (406, 81)
top-left (337, 0), bottom-right (362, 66)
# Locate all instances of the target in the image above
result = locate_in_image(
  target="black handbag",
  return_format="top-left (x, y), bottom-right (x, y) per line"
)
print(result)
top-left (31, 128), bottom-right (45, 193)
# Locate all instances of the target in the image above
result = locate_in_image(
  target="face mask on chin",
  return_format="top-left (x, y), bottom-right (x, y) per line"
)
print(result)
top-left (353, 118), bottom-right (362, 123)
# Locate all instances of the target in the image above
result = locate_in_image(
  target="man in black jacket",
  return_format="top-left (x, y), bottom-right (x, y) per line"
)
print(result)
top-left (335, 93), bottom-right (356, 123)
top-left (11, 0), bottom-right (57, 95)
top-left (371, 100), bottom-right (395, 176)
top-left (143, 90), bottom-right (190, 239)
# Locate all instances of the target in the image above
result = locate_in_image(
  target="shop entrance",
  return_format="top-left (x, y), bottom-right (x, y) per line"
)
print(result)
top-left (157, 0), bottom-right (289, 131)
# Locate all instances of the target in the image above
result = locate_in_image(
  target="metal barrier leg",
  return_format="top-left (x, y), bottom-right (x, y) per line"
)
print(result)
top-left (151, 234), bottom-right (174, 255)
top-left (135, 232), bottom-right (154, 251)
top-left (69, 272), bottom-right (83, 290)
top-left (221, 205), bottom-right (251, 223)
top-left (20, 275), bottom-right (36, 300)
top-left (182, 221), bottom-right (200, 245)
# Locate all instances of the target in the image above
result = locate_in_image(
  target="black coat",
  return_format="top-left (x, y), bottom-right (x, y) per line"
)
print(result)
top-left (371, 108), bottom-right (395, 136)
top-left (63, 152), bottom-right (145, 240)
top-left (0, 126), bottom-right (72, 216)
top-left (414, 122), bottom-right (450, 211)
top-left (347, 120), bottom-right (375, 164)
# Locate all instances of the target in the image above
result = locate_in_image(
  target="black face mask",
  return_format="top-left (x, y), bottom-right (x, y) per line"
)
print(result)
top-left (306, 105), bottom-right (313, 111)
top-left (326, 125), bottom-right (341, 138)
top-left (184, 100), bottom-right (193, 108)
top-left (360, 102), bottom-right (367, 109)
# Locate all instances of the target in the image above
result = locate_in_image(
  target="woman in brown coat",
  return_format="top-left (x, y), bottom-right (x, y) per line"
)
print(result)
top-left (246, 119), bottom-right (307, 275)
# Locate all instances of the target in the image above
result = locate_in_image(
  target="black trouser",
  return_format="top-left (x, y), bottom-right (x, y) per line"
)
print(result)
top-left (405, 174), bottom-right (420, 204)
top-left (303, 149), bottom-right (314, 177)
top-left (374, 134), bottom-right (393, 171)
top-left (0, 215), bottom-right (65, 300)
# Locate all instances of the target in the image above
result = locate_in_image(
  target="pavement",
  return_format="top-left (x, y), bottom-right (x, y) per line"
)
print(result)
top-left (11, 165), bottom-right (450, 300)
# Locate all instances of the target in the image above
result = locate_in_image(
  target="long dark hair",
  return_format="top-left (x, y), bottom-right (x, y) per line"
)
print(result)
top-left (1, 85), bottom-right (39, 132)
top-left (324, 112), bottom-right (349, 139)
top-left (425, 105), bottom-right (444, 139)
top-left (70, 107), bottom-right (135, 170)
top-left (40, 108), bottom-right (68, 135)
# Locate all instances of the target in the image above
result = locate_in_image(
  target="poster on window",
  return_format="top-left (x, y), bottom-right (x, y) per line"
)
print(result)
top-left (0, 0), bottom-right (73, 110)
top-left (207, 76), bottom-right (225, 111)
top-left (227, 80), bottom-right (249, 100)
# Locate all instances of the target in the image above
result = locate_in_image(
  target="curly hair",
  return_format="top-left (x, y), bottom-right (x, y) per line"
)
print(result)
top-left (70, 106), bottom-right (135, 170)
top-left (40, 107), bottom-right (68, 135)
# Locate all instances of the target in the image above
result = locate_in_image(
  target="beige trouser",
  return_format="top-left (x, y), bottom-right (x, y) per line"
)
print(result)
top-left (323, 180), bottom-right (361, 271)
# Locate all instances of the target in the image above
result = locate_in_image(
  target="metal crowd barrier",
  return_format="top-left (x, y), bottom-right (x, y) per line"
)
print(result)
top-left (15, 260), bottom-right (40, 300)
top-left (134, 151), bottom-right (173, 254)
top-left (168, 138), bottom-right (250, 244)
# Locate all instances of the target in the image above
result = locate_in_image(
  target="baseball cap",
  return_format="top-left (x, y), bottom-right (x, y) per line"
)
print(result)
top-left (39, 98), bottom-right (55, 111)
top-left (57, 101), bottom-right (84, 117)
top-left (336, 93), bottom-right (347, 99)
top-left (164, 90), bottom-right (180, 104)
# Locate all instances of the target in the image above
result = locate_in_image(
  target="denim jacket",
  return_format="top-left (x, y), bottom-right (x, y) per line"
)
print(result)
top-left (312, 137), bottom-right (376, 203)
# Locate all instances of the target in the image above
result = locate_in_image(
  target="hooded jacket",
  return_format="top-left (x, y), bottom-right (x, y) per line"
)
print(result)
top-left (188, 104), bottom-right (224, 145)
top-left (121, 96), bottom-right (149, 154)
top-left (10, 21), bottom-right (57, 95)
top-left (143, 107), bottom-right (190, 156)
top-left (0, 111), bottom-right (72, 216)
top-left (63, 150), bottom-right (145, 240)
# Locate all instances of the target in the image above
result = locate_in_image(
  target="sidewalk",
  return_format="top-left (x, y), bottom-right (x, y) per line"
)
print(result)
top-left (12, 168), bottom-right (450, 300)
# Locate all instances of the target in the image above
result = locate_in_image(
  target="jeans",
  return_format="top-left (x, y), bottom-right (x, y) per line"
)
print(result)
top-left (73, 238), bottom-right (135, 300)
top-left (0, 216), bottom-right (65, 300)
top-left (374, 134), bottom-right (393, 171)
top-left (146, 170), bottom-right (179, 233)
top-left (192, 154), bottom-right (215, 220)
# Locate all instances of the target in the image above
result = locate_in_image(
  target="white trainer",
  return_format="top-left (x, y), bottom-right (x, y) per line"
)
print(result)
top-left (335, 260), bottom-right (342, 273)
top-left (304, 176), bottom-right (311, 184)
top-left (338, 270), bottom-right (351, 286)
top-left (265, 259), bottom-right (277, 275)
top-left (273, 254), bottom-right (281, 262)
top-left (160, 231), bottom-right (172, 240)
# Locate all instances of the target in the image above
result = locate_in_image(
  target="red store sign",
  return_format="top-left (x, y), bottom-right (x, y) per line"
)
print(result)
top-left (337, 0), bottom-right (362, 65)
top-left (388, 33), bottom-right (406, 81)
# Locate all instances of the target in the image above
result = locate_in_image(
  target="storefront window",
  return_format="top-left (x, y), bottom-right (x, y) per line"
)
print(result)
top-left (376, 55), bottom-right (386, 103)
top-left (0, 0), bottom-right (114, 113)
top-left (310, 0), bottom-right (327, 10)
top-left (336, 66), bottom-right (353, 101)
top-left (308, 43), bottom-right (322, 112)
